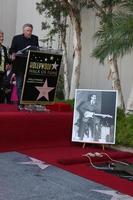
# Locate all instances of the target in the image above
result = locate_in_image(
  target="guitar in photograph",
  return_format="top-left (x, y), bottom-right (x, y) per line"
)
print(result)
top-left (84, 111), bottom-right (113, 119)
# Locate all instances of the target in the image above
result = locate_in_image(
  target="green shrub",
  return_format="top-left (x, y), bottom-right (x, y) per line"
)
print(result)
top-left (55, 74), bottom-right (64, 100)
top-left (116, 108), bottom-right (133, 147)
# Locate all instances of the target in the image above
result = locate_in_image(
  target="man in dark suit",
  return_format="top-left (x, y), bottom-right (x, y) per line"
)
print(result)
top-left (9, 23), bottom-right (39, 109)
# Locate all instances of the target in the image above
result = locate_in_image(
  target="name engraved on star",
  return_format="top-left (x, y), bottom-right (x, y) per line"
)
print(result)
top-left (29, 68), bottom-right (47, 75)
top-left (27, 78), bottom-right (43, 83)
top-left (47, 71), bottom-right (57, 76)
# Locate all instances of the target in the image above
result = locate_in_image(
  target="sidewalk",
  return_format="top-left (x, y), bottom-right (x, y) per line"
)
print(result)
top-left (111, 145), bottom-right (133, 153)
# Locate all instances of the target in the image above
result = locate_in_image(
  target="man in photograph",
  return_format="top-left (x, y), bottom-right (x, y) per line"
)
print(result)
top-left (76, 93), bottom-right (101, 141)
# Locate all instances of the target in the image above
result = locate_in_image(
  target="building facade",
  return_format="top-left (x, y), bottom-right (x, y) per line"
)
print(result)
top-left (1, 0), bottom-right (133, 108)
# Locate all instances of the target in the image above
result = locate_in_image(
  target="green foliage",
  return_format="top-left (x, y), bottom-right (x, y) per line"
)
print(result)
top-left (116, 108), bottom-right (133, 147)
top-left (92, 0), bottom-right (133, 63)
top-left (55, 73), bottom-right (64, 100)
top-left (116, 108), bottom-right (127, 145)
top-left (54, 98), bottom-right (74, 110)
top-left (36, 0), bottom-right (90, 35)
top-left (36, 0), bottom-right (68, 40)
top-left (102, 0), bottom-right (122, 7)
top-left (64, 99), bottom-right (74, 109)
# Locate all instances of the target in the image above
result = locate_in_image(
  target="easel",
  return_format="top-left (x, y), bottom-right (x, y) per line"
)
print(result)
top-left (102, 144), bottom-right (105, 151)
top-left (82, 143), bottom-right (86, 149)
top-left (82, 142), bottom-right (105, 151)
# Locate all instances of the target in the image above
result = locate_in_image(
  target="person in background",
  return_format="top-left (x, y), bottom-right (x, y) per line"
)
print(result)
top-left (9, 23), bottom-right (39, 109)
top-left (0, 30), bottom-right (8, 103)
top-left (1, 59), bottom-right (14, 103)
top-left (10, 74), bottom-right (18, 104)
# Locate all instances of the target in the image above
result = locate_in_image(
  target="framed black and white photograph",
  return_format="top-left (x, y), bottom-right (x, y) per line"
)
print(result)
top-left (72, 89), bottom-right (117, 144)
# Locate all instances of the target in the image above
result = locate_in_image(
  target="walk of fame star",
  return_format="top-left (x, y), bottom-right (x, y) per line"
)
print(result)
top-left (35, 79), bottom-right (55, 100)
top-left (18, 157), bottom-right (50, 170)
top-left (52, 62), bottom-right (58, 70)
top-left (92, 190), bottom-right (133, 200)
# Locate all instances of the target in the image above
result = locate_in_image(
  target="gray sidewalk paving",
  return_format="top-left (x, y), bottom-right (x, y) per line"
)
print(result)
top-left (0, 152), bottom-right (133, 200)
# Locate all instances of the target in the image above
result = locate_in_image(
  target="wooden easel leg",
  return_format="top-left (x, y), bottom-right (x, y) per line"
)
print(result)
top-left (82, 143), bottom-right (86, 148)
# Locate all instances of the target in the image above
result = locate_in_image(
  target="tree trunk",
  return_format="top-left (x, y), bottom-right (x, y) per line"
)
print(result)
top-left (61, 36), bottom-right (70, 99)
top-left (69, 19), bottom-right (81, 99)
top-left (126, 86), bottom-right (133, 113)
top-left (108, 55), bottom-right (125, 110)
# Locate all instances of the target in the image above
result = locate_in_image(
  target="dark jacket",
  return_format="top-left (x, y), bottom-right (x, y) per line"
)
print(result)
top-left (9, 34), bottom-right (39, 76)
top-left (2, 70), bottom-right (13, 89)
top-left (9, 34), bottom-right (39, 54)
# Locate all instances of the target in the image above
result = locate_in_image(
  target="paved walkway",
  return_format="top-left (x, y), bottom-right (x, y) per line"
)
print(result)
top-left (111, 145), bottom-right (133, 153)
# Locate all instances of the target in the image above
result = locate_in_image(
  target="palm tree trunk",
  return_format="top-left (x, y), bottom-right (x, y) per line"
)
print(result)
top-left (108, 55), bottom-right (125, 110)
top-left (126, 86), bottom-right (133, 113)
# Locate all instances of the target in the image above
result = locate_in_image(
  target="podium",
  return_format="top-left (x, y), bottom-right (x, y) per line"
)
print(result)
top-left (20, 50), bottom-right (62, 106)
top-left (14, 46), bottom-right (39, 77)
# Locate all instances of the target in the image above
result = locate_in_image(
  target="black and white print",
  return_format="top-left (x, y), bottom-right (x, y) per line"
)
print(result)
top-left (72, 89), bottom-right (117, 144)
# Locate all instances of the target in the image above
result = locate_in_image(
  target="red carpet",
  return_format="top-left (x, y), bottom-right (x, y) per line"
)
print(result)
top-left (0, 104), bottom-right (133, 196)
top-left (19, 146), bottom-right (133, 196)
top-left (0, 103), bottom-right (73, 150)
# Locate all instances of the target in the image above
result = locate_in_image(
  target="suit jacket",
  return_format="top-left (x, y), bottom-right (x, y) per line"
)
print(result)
top-left (2, 70), bottom-right (13, 89)
top-left (9, 34), bottom-right (39, 75)
top-left (9, 34), bottom-right (39, 54)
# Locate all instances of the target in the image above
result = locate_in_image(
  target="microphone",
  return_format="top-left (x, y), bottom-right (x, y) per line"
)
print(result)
top-left (16, 45), bottom-right (31, 55)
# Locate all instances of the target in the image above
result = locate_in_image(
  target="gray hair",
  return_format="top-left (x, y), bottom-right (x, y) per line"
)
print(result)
top-left (23, 23), bottom-right (33, 30)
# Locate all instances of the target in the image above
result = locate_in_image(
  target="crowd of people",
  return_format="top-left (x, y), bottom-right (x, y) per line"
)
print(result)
top-left (0, 23), bottom-right (39, 109)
